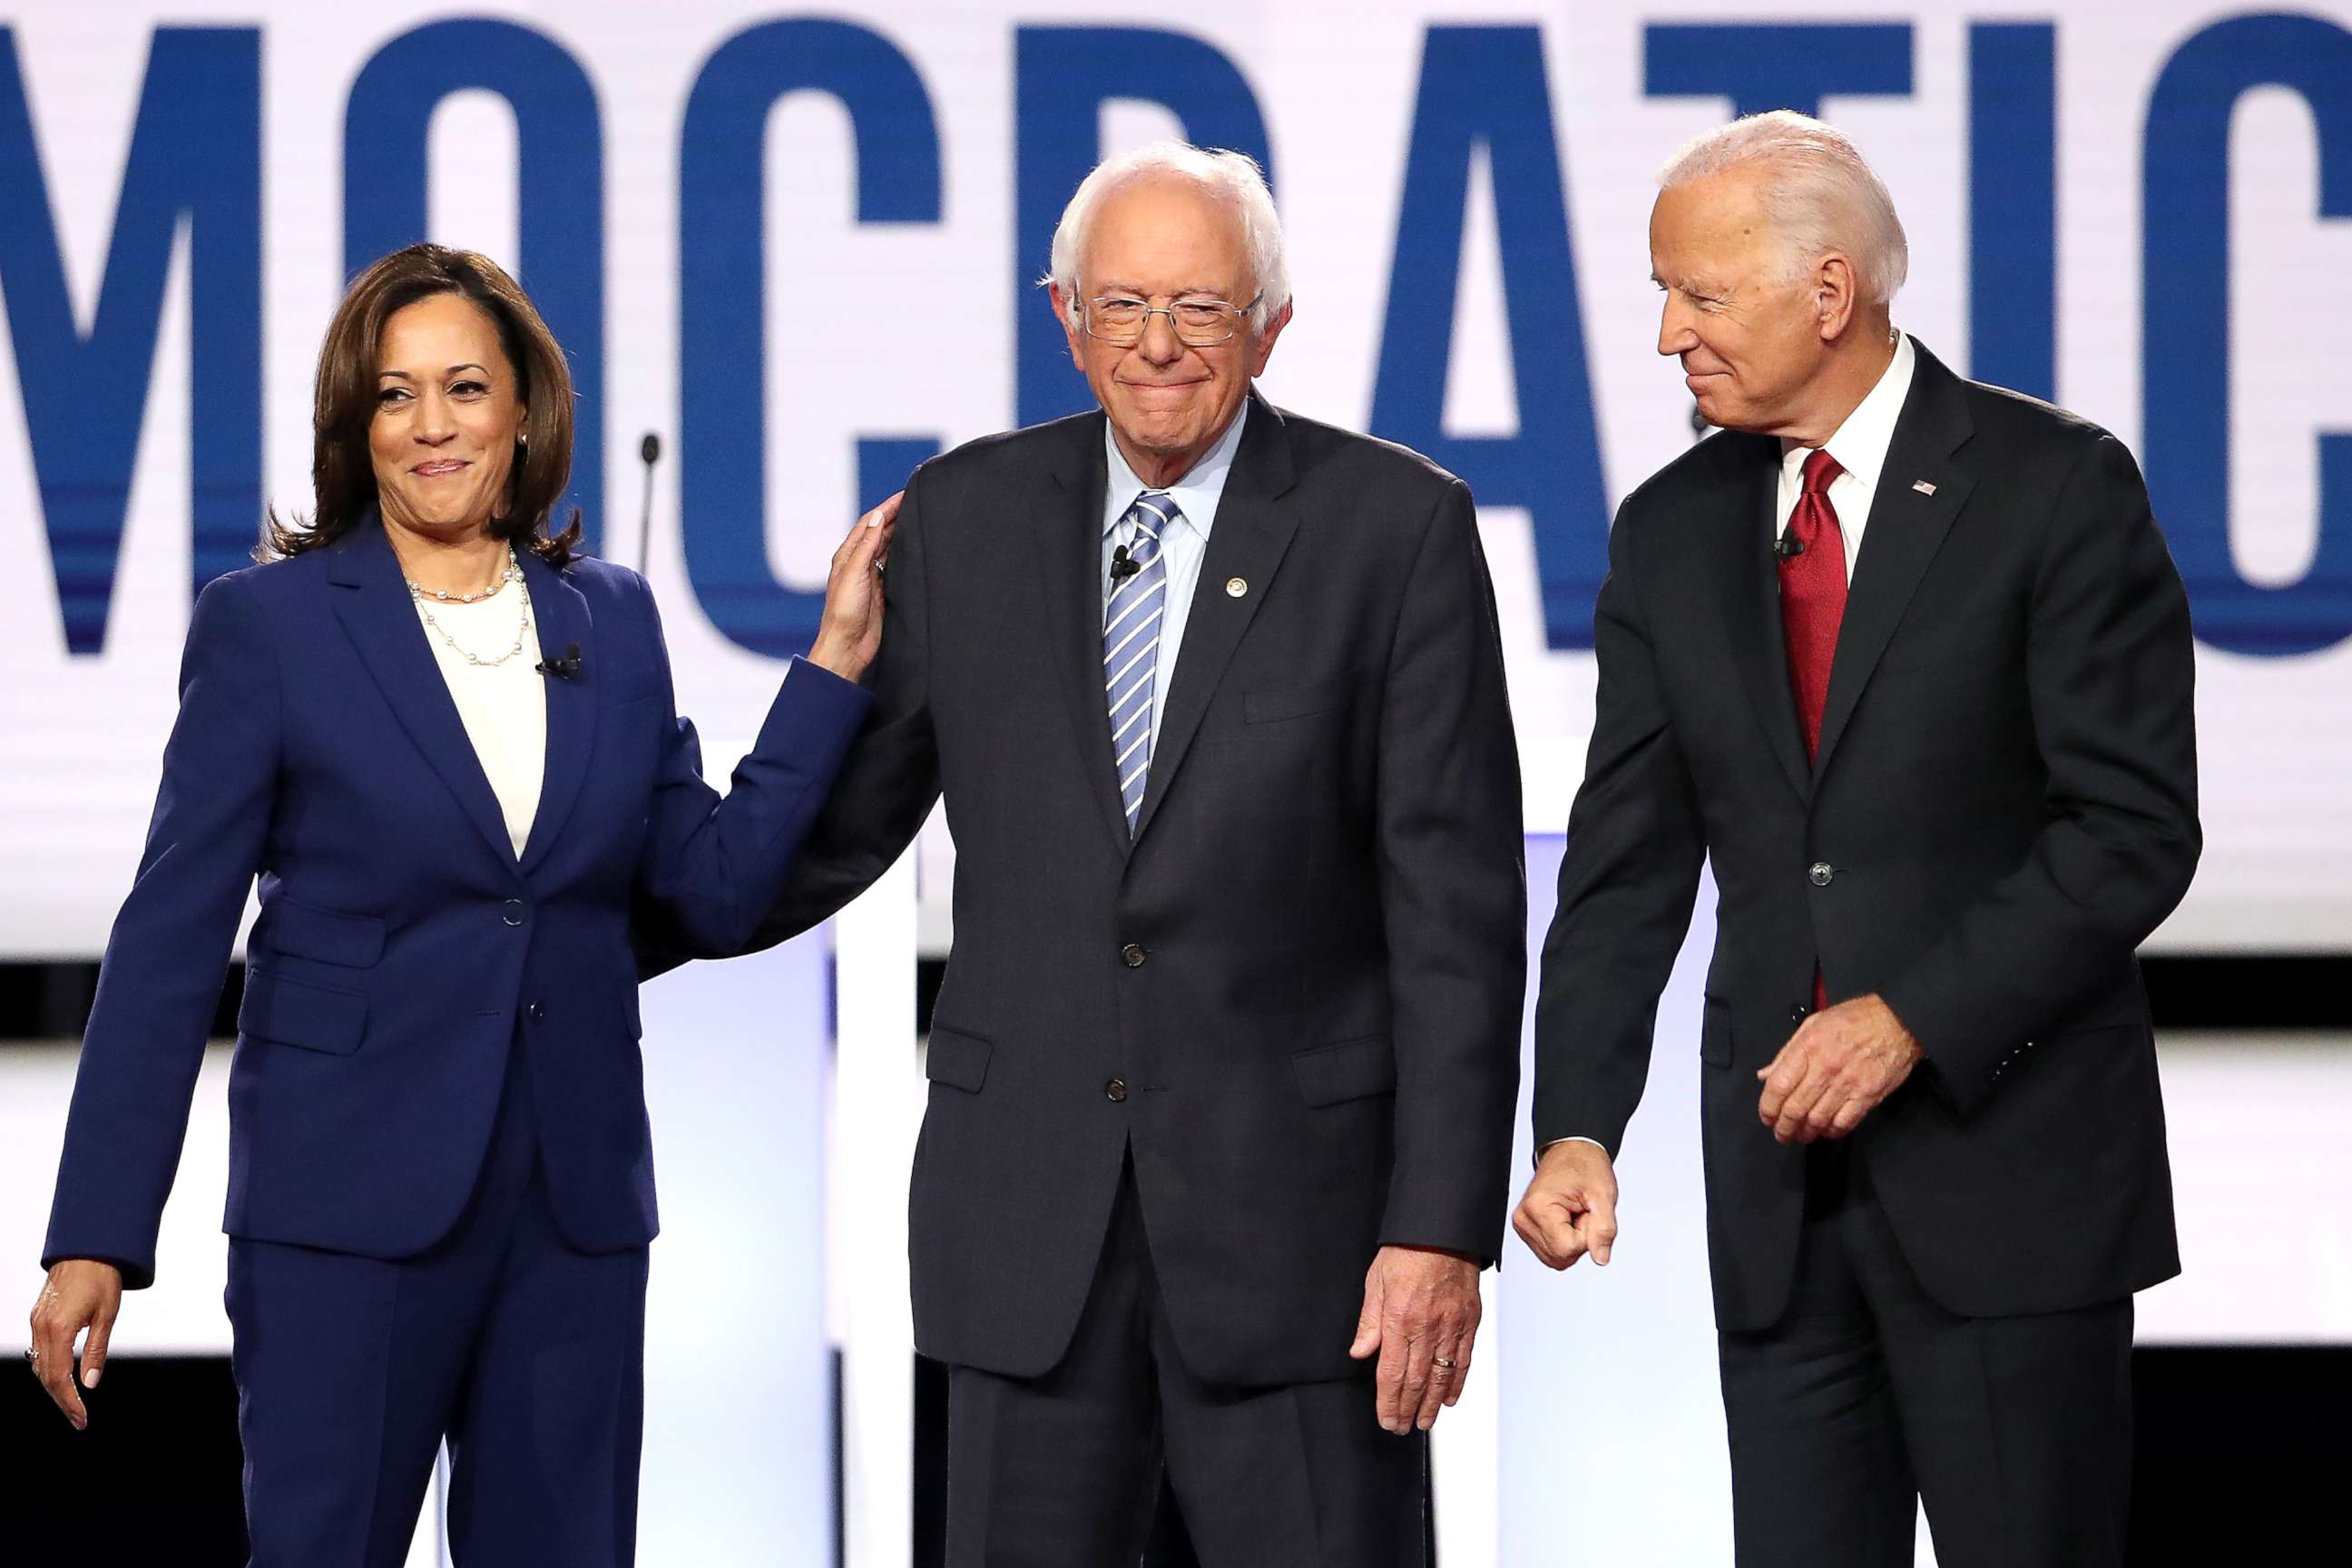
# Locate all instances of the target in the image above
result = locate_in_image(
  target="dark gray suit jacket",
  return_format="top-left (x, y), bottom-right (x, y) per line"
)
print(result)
top-left (740, 394), bottom-right (1524, 1385)
top-left (1534, 342), bottom-right (2199, 1332)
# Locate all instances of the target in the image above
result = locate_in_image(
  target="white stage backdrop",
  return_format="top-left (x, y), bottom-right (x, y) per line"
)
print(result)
top-left (2, 0), bottom-right (2350, 956)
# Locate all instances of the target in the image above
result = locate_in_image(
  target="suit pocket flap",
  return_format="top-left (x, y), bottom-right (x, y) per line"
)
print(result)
top-left (925, 1027), bottom-right (992, 1093)
top-left (239, 969), bottom-right (368, 1056)
top-left (2049, 980), bottom-right (2146, 1035)
top-left (1700, 1001), bottom-right (1733, 1066)
top-left (1291, 1034), bottom-right (1396, 1107)
top-left (266, 898), bottom-right (386, 968)
top-left (1243, 671), bottom-right (1360, 725)
top-left (1879, 607), bottom-right (2014, 674)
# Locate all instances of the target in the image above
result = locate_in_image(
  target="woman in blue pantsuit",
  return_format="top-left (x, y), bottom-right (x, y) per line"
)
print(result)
top-left (25, 244), bottom-right (892, 1563)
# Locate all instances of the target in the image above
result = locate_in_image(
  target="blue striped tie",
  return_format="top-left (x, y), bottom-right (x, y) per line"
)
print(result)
top-left (1104, 494), bottom-right (1176, 837)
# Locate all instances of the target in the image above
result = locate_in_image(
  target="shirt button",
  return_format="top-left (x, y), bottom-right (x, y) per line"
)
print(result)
top-left (1120, 944), bottom-right (1148, 969)
top-left (1808, 863), bottom-right (1834, 887)
top-left (1105, 1078), bottom-right (1130, 1103)
top-left (527, 1000), bottom-right (546, 1024)
top-left (503, 899), bottom-right (526, 926)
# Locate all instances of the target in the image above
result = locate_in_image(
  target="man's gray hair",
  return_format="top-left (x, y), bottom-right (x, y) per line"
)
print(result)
top-left (1659, 111), bottom-right (1910, 306)
top-left (1042, 140), bottom-right (1290, 329)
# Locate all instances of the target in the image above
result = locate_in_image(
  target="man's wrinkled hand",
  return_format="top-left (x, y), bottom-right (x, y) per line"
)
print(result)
top-left (1512, 1140), bottom-right (1620, 1270)
top-left (1756, 993), bottom-right (1923, 1143)
top-left (1348, 1244), bottom-right (1481, 1435)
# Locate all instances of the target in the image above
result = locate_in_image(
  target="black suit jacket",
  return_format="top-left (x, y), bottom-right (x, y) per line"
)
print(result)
top-left (741, 394), bottom-right (1524, 1384)
top-left (1534, 343), bottom-right (2199, 1332)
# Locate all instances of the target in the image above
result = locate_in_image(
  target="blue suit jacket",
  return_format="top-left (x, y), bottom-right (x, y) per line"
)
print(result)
top-left (43, 519), bottom-right (869, 1288)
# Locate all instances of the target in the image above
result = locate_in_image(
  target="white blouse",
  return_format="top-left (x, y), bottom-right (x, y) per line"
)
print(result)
top-left (412, 578), bottom-right (546, 858)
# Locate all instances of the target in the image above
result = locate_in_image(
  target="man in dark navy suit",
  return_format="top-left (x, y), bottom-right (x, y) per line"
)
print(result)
top-left (740, 142), bottom-right (1525, 1566)
top-left (1515, 113), bottom-right (2199, 1568)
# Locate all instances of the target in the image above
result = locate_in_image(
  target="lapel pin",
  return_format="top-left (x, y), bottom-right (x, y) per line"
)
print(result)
top-left (1911, 480), bottom-right (1938, 496)
top-left (1226, 577), bottom-right (1248, 598)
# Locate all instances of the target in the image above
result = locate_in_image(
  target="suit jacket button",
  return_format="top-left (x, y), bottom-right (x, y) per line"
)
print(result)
top-left (503, 899), bottom-right (526, 926)
top-left (1789, 1004), bottom-right (1810, 1024)
top-left (1105, 1078), bottom-right (1130, 1102)
top-left (1120, 943), bottom-right (1148, 969)
top-left (1808, 863), bottom-right (1834, 887)
top-left (527, 1000), bottom-right (546, 1024)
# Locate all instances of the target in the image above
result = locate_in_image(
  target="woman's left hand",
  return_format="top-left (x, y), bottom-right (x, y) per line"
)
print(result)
top-left (808, 492), bottom-right (901, 682)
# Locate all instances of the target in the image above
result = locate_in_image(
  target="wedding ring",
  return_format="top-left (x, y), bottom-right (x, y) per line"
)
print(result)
top-left (1432, 1356), bottom-right (1457, 1368)
top-left (24, 1348), bottom-right (38, 1363)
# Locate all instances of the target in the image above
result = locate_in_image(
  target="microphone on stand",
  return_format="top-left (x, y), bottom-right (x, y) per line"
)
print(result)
top-left (634, 433), bottom-right (662, 576)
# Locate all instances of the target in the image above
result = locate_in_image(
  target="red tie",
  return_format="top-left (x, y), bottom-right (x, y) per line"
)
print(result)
top-left (1779, 447), bottom-right (1847, 1011)
top-left (1779, 447), bottom-right (1848, 763)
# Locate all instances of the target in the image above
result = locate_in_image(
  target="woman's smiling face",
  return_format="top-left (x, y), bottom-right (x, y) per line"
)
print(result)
top-left (368, 292), bottom-right (526, 538)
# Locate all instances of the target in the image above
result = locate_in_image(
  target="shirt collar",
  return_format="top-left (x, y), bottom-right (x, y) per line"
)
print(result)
top-left (1102, 397), bottom-right (1250, 540)
top-left (1782, 329), bottom-right (1916, 496)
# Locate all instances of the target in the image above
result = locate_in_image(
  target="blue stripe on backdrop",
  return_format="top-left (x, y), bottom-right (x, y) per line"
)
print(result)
top-left (0, 25), bottom-right (259, 656)
top-left (4, 14), bottom-right (2349, 658)
top-left (345, 21), bottom-right (606, 559)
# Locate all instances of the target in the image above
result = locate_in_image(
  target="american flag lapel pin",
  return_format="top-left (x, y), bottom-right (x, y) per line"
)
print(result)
top-left (1912, 479), bottom-right (1938, 496)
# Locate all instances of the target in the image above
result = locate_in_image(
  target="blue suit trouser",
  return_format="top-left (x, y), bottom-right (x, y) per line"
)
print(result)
top-left (225, 1042), bottom-right (649, 1567)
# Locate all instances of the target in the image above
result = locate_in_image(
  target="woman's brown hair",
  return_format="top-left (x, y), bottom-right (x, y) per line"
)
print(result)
top-left (259, 244), bottom-right (582, 564)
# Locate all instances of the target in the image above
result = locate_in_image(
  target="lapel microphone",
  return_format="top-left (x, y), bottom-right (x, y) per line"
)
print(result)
top-left (535, 642), bottom-right (583, 680)
top-left (1110, 544), bottom-right (1140, 583)
top-left (1773, 533), bottom-right (1806, 561)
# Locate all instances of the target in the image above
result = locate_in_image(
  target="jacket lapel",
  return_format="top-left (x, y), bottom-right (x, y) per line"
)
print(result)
top-left (516, 552), bottom-right (597, 874)
top-left (1132, 396), bottom-right (1300, 843)
top-left (1812, 344), bottom-right (1979, 782)
top-left (327, 518), bottom-right (522, 875)
top-left (1713, 434), bottom-right (1813, 802)
top-left (1033, 416), bottom-right (1136, 856)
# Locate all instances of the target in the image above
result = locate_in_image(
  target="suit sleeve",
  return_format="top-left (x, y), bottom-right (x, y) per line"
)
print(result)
top-left (44, 575), bottom-right (281, 1289)
top-left (1880, 435), bottom-right (2200, 1112)
top-left (628, 566), bottom-right (875, 959)
top-left (1531, 500), bottom-right (1708, 1158)
top-left (1372, 479), bottom-right (1526, 1266)
top-left (644, 467), bottom-right (943, 975)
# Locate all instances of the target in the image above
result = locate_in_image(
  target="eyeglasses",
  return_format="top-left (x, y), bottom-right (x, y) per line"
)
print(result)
top-left (1081, 293), bottom-right (1262, 348)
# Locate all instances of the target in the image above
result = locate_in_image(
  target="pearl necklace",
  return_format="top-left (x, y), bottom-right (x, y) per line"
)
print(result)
top-left (405, 552), bottom-right (520, 604)
top-left (411, 551), bottom-right (535, 668)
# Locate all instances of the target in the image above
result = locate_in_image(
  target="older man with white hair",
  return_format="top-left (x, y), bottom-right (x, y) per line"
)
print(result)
top-left (739, 141), bottom-right (1524, 1564)
top-left (1515, 112), bottom-right (2199, 1566)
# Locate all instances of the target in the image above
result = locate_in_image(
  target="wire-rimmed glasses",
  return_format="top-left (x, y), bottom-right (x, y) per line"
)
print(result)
top-left (1080, 293), bottom-right (1263, 348)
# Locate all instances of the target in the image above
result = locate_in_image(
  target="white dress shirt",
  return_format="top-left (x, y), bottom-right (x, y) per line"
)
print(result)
top-left (413, 575), bottom-right (546, 858)
top-left (1550, 334), bottom-right (1916, 1161)
top-left (1100, 397), bottom-right (1249, 760)
top-left (1774, 330), bottom-right (1917, 583)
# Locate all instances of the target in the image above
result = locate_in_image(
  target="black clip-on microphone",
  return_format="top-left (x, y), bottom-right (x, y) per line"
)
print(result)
top-left (536, 642), bottom-right (583, 680)
top-left (1109, 544), bottom-right (1140, 583)
top-left (1773, 533), bottom-right (1805, 561)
